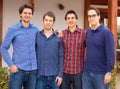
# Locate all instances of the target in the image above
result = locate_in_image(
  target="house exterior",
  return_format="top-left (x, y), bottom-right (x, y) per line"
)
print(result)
top-left (0, 0), bottom-right (119, 67)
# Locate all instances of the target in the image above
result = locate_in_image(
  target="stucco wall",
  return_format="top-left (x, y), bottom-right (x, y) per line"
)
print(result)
top-left (2, 0), bottom-right (85, 67)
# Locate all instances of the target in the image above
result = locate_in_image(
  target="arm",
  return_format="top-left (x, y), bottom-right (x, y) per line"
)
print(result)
top-left (104, 29), bottom-right (115, 84)
top-left (56, 38), bottom-right (64, 86)
top-left (1, 28), bottom-right (16, 67)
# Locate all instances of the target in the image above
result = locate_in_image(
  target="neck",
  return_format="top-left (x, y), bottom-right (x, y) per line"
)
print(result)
top-left (91, 23), bottom-right (100, 30)
top-left (22, 21), bottom-right (29, 28)
top-left (69, 25), bottom-right (76, 33)
top-left (44, 29), bottom-right (53, 34)
top-left (44, 29), bottom-right (53, 38)
top-left (91, 24), bottom-right (100, 30)
top-left (44, 29), bottom-right (53, 36)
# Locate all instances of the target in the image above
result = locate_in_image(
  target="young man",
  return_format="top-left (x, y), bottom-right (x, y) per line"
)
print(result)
top-left (82, 7), bottom-right (115, 89)
top-left (1, 4), bottom-right (39, 89)
top-left (36, 11), bottom-right (64, 89)
top-left (60, 10), bottom-right (86, 89)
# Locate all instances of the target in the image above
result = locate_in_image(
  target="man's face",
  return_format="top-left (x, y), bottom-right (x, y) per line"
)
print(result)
top-left (88, 10), bottom-right (100, 26)
top-left (20, 8), bottom-right (33, 23)
top-left (43, 15), bottom-right (54, 30)
top-left (66, 13), bottom-right (77, 28)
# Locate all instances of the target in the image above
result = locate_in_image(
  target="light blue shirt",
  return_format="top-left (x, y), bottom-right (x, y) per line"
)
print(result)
top-left (1, 21), bottom-right (39, 71)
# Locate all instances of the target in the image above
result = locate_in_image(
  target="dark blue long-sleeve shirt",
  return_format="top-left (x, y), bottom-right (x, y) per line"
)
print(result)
top-left (84, 24), bottom-right (115, 73)
top-left (36, 30), bottom-right (64, 77)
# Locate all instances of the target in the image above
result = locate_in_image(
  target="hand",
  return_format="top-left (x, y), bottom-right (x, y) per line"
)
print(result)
top-left (56, 30), bottom-right (63, 37)
top-left (104, 72), bottom-right (111, 84)
top-left (55, 76), bottom-right (63, 86)
top-left (10, 65), bottom-right (18, 73)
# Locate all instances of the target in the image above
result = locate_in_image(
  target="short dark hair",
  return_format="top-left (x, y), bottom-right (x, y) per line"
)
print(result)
top-left (65, 10), bottom-right (78, 20)
top-left (43, 11), bottom-right (56, 22)
top-left (87, 7), bottom-right (100, 16)
top-left (19, 3), bottom-right (34, 15)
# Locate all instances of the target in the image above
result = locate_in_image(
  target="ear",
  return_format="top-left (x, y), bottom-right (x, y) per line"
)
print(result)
top-left (98, 15), bottom-right (101, 19)
top-left (20, 14), bottom-right (22, 18)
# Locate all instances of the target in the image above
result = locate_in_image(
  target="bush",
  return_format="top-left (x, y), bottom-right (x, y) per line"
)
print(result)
top-left (0, 67), bottom-right (9, 89)
top-left (0, 65), bottom-right (119, 89)
top-left (110, 65), bottom-right (117, 89)
top-left (110, 63), bottom-right (120, 89)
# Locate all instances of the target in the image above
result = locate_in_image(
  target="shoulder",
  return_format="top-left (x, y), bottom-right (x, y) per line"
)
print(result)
top-left (77, 26), bottom-right (86, 33)
top-left (62, 29), bottom-right (68, 33)
top-left (99, 25), bottom-right (113, 39)
top-left (31, 24), bottom-right (38, 28)
top-left (80, 28), bottom-right (87, 33)
top-left (7, 22), bottom-right (21, 33)
top-left (30, 24), bottom-right (39, 31)
top-left (56, 37), bottom-right (63, 43)
top-left (37, 30), bottom-right (42, 35)
top-left (77, 28), bottom-right (87, 36)
top-left (53, 33), bottom-right (62, 42)
top-left (99, 25), bottom-right (110, 32)
top-left (102, 26), bottom-right (112, 35)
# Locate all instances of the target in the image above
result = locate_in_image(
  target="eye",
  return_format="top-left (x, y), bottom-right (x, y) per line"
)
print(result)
top-left (88, 14), bottom-right (97, 18)
top-left (67, 17), bottom-right (75, 20)
top-left (28, 12), bottom-right (32, 15)
top-left (23, 12), bottom-right (32, 15)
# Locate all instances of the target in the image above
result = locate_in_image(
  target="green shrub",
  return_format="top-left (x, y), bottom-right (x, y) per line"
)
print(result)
top-left (110, 65), bottom-right (117, 89)
top-left (117, 61), bottom-right (120, 69)
top-left (110, 62), bottom-right (120, 89)
top-left (0, 67), bottom-right (9, 89)
top-left (0, 64), bottom-right (119, 89)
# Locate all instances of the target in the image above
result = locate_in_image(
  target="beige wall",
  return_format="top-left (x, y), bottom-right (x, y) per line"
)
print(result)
top-left (2, 0), bottom-right (85, 67)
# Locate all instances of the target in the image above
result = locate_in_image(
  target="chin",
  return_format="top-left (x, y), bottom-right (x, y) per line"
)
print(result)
top-left (25, 21), bottom-right (30, 23)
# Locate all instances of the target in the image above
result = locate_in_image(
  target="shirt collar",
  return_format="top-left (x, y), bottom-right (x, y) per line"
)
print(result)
top-left (40, 29), bottom-right (57, 36)
top-left (17, 20), bottom-right (33, 28)
top-left (67, 25), bottom-right (81, 33)
top-left (90, 24), bottom-right (103, 31)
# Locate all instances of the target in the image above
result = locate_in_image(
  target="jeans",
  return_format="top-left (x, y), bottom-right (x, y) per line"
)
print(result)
top-left (36, 75), bottom-right (59, 89)
top-left (60, 72), bottom-right (82, 89)
top-left (9, 69), bottom-right (37, 89)
top-left (82, 72), bottom-right (109, 89)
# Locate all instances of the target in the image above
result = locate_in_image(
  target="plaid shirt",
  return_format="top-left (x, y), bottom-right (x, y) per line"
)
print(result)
top-left (62, 26), bottom-right (86, 74)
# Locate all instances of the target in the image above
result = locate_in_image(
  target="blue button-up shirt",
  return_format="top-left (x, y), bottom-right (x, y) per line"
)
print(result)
top-left (1, 21), bottom-right (39, 71)
top-left (36, 30), bottom-right (64, 77)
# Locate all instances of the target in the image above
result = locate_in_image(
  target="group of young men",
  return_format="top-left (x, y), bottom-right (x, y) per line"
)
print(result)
top-left (1, 3), bottom-right (115, 89)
